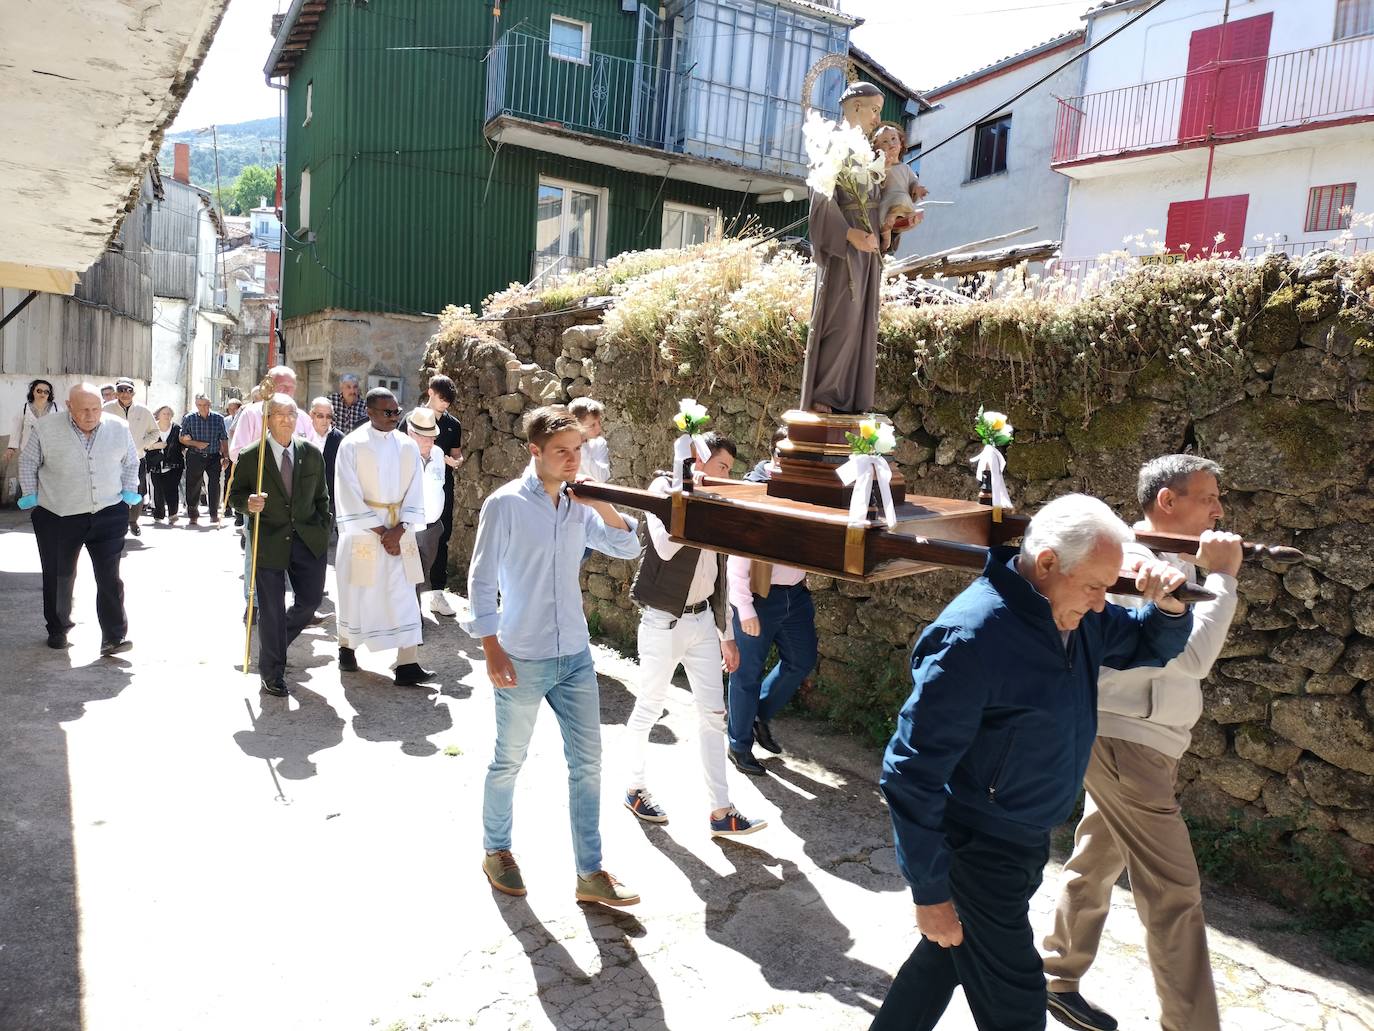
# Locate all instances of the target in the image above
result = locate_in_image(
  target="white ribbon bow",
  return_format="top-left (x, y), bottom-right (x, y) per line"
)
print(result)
top-left (972, 444), bottom-right (1014, 512)
top-left (671, 433), bottom-right (713, 490)
top-left (837, 453), bottom-right (897, 528)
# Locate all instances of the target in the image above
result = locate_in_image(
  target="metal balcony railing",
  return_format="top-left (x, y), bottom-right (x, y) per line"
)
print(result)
top-left (1053, 33), bottom-right (1374, 164)
top-left (485, 29), bottom-right (819, 181)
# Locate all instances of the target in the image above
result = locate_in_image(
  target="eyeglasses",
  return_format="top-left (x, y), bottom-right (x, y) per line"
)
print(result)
top-left (116, 386), bottom-right (134, 393)
top-left (374, 407), bottom-right (402, 417)
top-left (33, 388), bottom-right (50, 395)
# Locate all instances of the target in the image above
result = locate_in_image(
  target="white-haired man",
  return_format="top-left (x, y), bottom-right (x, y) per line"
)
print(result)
top-left (228, 366), bottom-right (312, 465)
top-left (1043, 457), bottom-right (1242, 1031)
top-left (871, 494), bottom-right (1194, 1031)
top-left (327, 372), bottom-right (368, 435)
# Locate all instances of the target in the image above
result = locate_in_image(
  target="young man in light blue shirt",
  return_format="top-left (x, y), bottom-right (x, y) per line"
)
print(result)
top-left (464, 405), bottom-right (643, 907)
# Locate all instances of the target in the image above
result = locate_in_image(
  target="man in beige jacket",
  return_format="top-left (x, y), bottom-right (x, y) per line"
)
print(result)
top-left (103, 377), bottom-right (160, 537)
top-left (1042, 455), bottom-right (1244, 1031)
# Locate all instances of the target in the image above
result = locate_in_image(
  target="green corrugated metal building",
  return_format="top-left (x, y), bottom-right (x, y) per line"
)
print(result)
top-left (263, 0), bottom-right (922, 402)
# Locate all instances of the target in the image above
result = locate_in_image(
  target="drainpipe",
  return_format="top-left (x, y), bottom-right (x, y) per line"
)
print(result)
top-left (1202, 0), bottom-right (1232, 204)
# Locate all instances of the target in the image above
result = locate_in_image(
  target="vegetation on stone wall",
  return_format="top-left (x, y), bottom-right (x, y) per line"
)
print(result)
top-left (429, 244), bottom-right (1374, 952)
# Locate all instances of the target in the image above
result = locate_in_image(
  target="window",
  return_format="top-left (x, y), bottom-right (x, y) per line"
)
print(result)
top-left (970, 115), bottom-right (1011, 180)
top-left (549, 16), bottom-right (591, 65)
top-left (368, 373), bottom-right (402, 402)
top-left (304, 80), bottom-right (313, 126)
top-left (1306, 183), bottom-right (1357, 232)
top-left (298, 167), bottom-right (311, 231)
top-left (661, 203), bottom-right (718, 249)
top-left (534, 177), bottom-right (606, 279)
top-left (1336, 0), bottom-right (1374, 39)
top-left (905, 142), bottom-right (922, 176)
top-left (254, 263), bottom-right (267, 283)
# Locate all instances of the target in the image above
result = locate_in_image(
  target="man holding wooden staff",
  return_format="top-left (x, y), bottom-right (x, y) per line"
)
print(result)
top-left (227, 393), bottom-right (331, 697)
top-left (1042, 457), bottom-right (1242, 1031)
top-left (871, 494), bottom-right (1194, 1031)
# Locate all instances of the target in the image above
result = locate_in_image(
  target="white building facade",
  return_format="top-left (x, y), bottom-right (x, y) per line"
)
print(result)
top-left (899, 31), bottom-right (1085, 260)
top-left (1059, 0), bottom-right (1374, 262)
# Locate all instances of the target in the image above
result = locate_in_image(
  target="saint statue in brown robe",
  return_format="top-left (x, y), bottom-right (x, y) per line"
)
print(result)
top-left (800, 81), bottom-right (887, 416)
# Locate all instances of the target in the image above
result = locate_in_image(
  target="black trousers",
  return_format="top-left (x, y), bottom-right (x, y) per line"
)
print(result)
top-left (32, 503), bottom-right (128, 641)
top-left (254, 536), bottom-right (327, 682)
top-left (428, 474), bottom-right (454, 589)
top-left (184, 451), bottom-right (222, 520)
top-left (128, 459), bottom-right (148, 530)
top-left (150, 468), bottom-right (182, 519)
top-left (870, 822), bottom-right (1051, 1031)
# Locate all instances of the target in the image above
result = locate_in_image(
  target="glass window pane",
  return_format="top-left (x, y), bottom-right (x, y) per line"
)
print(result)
top-left (662, 208), bottom-right (685, 249)
top-left (550, 19), bottom-right (587, 62)
top-left (568, 190), bottom-right (599, 261)
top-left (685, 211), bottom-right (713, 246)
top-left (537, 184), bottom-right (564, 258)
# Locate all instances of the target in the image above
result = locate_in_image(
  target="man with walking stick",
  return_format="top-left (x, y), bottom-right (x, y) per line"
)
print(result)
top-left (228, 390), bottom-right (331, 696)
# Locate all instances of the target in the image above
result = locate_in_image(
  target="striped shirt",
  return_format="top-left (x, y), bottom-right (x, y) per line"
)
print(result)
top-left (181, 411), bottom-right (229, 457)
top-left (327, 391), bottom-right (369, 435)
top-left (19, 415), bottom-right (139, 497)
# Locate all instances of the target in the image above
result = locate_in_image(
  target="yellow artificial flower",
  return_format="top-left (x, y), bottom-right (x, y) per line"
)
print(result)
top-left (985, 412), bottom-right (1007, 432)
top-left (673, 413), bottom-right (689, 431)
top-left (859, 419), bottom-right (878, 440)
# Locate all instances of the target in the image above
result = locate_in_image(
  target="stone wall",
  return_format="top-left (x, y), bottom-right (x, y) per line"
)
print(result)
top-left (428, 257), bottom-right (1374, 880)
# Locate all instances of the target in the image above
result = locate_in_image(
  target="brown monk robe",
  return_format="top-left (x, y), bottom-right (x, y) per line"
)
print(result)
top-left (799, 81), bottom-right (886, 416)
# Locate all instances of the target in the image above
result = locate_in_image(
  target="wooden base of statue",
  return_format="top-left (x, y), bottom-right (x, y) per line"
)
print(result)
top-left (766, 410), bottom-right (906, 510)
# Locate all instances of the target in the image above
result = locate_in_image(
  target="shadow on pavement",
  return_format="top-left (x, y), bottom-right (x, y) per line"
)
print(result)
top-left (493, 894), bottom-right (669, 1029)
top-left (344, 674), bottom-right (454, 757)
top-left (598, 671), bottom-right (679, 745)
top-left (233, 684), bottom-right (346, 780)
top-left (0, 546), bottom-right (134, 1031)
top-left (648, 829), bottom-right (889, 1017)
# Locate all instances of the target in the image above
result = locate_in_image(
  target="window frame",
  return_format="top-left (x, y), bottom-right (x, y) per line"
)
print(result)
top-left (298, 167), bottom-right (312, 232)
top-left (969, 114), bottom-right (1012, 182)
top-left (1305, 182), bottom-right (1357, 233)
top-left (535, 175), bottom-right (609, 274)
top-left (304, 80), bottom-right (313, 127)
top-left (661, 201), bottom-right (720, 250)
top-left (549, 16), bottom-right (592, 66)
top-left (1335, 0), bottom-right (1374, 40)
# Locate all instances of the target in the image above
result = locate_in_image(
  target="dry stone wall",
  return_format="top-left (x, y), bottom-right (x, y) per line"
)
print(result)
top-left (428, 262), bottom-right (1374, 881)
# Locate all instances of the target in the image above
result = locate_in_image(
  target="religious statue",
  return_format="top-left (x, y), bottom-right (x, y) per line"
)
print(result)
top-left (799, 81), bottom-right (886, 416)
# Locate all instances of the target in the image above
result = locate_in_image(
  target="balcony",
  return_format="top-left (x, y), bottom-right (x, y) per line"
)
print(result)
top-left (1053, 33), bottom-right (1374, 167)
top-left (484, 30), bottom-right (825, 195)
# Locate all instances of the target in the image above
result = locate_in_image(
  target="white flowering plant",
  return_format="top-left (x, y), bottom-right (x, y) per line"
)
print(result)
top-left (845, 418), bottom-right (897, 456)
top-left (673, 398), bottom-right (710, 434)
top-left (974, 406), bottom-right (1014, 447)
top-left (803, 109), bottom-right (887, 241)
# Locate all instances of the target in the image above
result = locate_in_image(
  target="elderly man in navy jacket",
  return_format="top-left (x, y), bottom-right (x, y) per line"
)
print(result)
top-left (871, 494), bottom-right (1194, 1031)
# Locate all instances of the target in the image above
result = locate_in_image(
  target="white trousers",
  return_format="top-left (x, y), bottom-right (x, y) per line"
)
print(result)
top-left (624, 607), bottom-right (730, 812)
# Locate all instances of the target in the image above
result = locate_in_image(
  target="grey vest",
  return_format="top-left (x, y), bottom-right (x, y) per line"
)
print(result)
top-left (35, 414), bottom-right (130, 517)
top-left (630, 538), bottom-right (728, 634)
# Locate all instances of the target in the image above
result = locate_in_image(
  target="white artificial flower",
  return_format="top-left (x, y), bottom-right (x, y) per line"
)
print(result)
top-left (678, 398), bottom-right (708, 422)
top-left (874, 423), bottom-right (897, 455)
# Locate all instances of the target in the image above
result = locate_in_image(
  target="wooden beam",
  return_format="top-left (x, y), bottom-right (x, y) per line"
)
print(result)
top-left (898, 241), bottom-right (1061, 279)
top-left (0, 261), bottom-right (77, 295)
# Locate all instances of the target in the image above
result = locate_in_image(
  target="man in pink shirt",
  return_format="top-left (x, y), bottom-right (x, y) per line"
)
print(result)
top-left (725, 483), bottom-right (818, 774)
top-left (229, 365), bottom-right (313, 464)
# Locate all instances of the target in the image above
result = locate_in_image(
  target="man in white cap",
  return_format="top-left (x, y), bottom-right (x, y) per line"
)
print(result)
top-left (406, 406), bottom-right (448, 609)
top-left (102, 377), bottom-right (159, 536)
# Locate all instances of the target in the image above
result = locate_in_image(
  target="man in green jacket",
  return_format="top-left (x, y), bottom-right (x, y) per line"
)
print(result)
top-left (228, 393), bottom-right (332, 697)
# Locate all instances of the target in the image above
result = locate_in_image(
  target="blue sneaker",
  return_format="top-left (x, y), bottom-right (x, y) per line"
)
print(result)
top-left (710, 808), bottom-right (767, 837)
top-left (624, 789), bottom-right (668, 824)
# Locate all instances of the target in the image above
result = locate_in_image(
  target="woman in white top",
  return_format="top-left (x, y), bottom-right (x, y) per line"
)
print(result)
top-left (5, 379), bottom-right (61, 461)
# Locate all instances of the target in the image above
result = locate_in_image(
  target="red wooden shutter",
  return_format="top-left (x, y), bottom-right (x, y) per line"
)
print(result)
top-left (1178, 14), bottom-right (1272, 141)
top-left (1166, 199), bottom-right (1207, 254)
top-left (1166, 195), bottom-right (1249, 256)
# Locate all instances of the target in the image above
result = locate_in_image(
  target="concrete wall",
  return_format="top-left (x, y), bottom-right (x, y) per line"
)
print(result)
top-left (149, 298), bottom-right (190, 417)
top-left (1062, 130), bottom-right (1374, 258)
top-left (898, 43), bottom-right (1082, 259)
top-left (284, 309), bottom-right (439, 408)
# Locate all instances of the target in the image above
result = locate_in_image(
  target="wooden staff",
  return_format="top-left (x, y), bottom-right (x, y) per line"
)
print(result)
top-left (242, 376), bottom-right (277, 674)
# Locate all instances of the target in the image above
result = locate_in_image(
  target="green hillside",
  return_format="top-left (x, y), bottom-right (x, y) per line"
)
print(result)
top-left (158, 117), bottom-right (283, 196)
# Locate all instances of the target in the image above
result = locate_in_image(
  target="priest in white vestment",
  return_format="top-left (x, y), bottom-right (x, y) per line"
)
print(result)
top-left (334, 388), bottom-right (433, 686)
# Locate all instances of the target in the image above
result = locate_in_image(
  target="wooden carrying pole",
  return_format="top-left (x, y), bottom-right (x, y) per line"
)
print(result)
top-left (242, 377), bottom-right (276, 674)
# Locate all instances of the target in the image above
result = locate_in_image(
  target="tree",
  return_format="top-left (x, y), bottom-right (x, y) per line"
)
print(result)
top-left (233, 165), bottom-right (276, 217)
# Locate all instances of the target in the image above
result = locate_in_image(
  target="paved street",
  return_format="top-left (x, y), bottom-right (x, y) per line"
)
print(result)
top-left (1, 508), bottom-right (1371, 1031)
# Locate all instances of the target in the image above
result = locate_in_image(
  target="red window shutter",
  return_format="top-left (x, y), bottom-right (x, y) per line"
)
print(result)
top-left (1166, 199), bottom-right (1207, 254)
top-left (1214, 14), bottom-right (1272, 135)
top-left (1179, 26), bottom-right (1221, 141)
top-left (1166, 194), bottom-right (1248, 256)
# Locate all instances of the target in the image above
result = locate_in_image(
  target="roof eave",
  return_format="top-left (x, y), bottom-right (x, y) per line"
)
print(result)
top-left (923, 30), bottom-right (1085, 99)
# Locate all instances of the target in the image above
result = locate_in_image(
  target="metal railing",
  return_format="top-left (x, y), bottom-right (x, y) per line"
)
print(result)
top-left (1053, 33), bottom-right (1374, 163)
top-left (528, 251), bottom-right (600, 289)
top-left (485, 29), bottom-right (820, 180)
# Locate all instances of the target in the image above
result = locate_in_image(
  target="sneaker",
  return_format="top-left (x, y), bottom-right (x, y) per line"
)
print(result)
top-left (429, 591), bottom-right (456, 616)
top-left (1047, 991), bottom-right (1118, 1031)
top-left (710, 807), bottom-right (767, 837)
top-left (575, 870), bottom-right (640, 907)
top-left (624, 789), bottom-right (668, 824)
top-left (482, 850), bottom-right (527, 897)
top-left (99, 638), bottom-right (132, 656)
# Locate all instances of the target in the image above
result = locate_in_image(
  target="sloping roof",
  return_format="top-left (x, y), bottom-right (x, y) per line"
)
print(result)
top-left (266, 0), bottom-right (328, 79)
top-left (922, 29), bottom-right (1085, 98)
top-left (849, 44), bottom-right (932, 111)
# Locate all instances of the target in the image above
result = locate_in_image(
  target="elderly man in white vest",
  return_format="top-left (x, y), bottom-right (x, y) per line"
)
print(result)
top-left (17, 382), bottom-right (140, 654)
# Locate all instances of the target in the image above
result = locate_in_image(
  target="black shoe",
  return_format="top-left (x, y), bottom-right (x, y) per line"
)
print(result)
top-left (99, 638), bottom-right (132, 656)
top-left (242, 606), bottom-right (259, 626)
top-left (753, 718), bottom-right (782, 754)
top-left (338, 647), bottom-right (359, 672)
top-left (46, 632), bottom-right (69, 649)
top-left (129, 524), bottom-right (141, 537)
top-left (729, 749), bottom-right (767, 776)
top-left (1047, 991), bottom-right (1118, 1031)
top-left (394, 662), bottom-right (436, 686)
top-left (260, 676), bottom-right (289, 697)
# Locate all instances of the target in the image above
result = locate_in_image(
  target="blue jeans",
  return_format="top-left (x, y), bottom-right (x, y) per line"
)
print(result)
top-left (728, 583), bottom-right (818, 753)
top-left (482, 647), bottom-right (603, 875)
